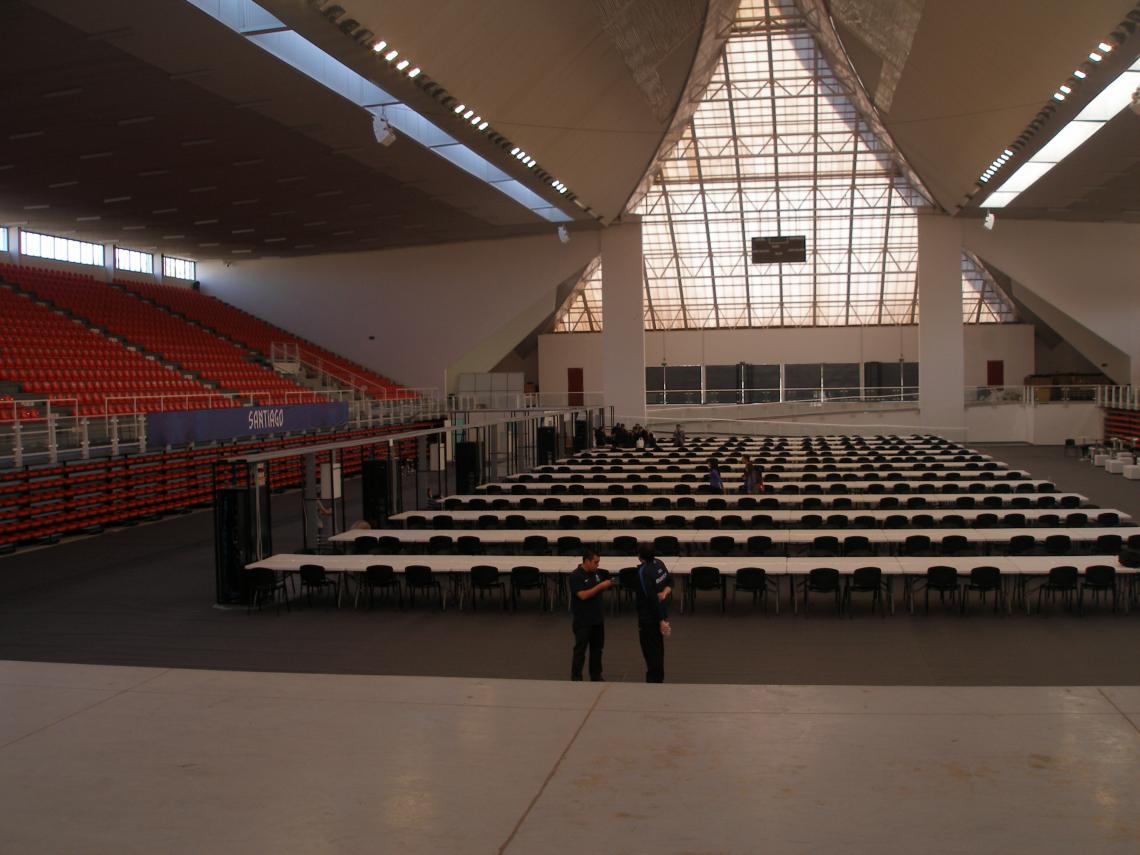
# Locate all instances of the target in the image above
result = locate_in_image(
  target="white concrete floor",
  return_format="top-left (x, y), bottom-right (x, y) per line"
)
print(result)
top-left (1, 660), bottom-right (1138, 854)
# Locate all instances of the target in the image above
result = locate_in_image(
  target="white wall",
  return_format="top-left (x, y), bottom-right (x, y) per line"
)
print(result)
top-left (199, 231), bottom-right (602, 392)
top-left (962, 219), bottom-right (1140, 385)
top-left (538, 324), bottom-right (1034, 398)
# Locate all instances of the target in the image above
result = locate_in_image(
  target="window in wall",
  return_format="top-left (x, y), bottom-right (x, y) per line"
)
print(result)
top-left (663, 365), bottom-right (702, 405)
top-left (705, 364), bottom-right (743, 403)
top-left (864, 361), bottom-right (919, 401)
top-left (646, 366), bottom-right (665, 405)
top-left (962, 252), bottom-right (1016, 322)
top-left (822, 363), bottom-right (860, 401)
top-left (784, 363), bottom-right (823, 401)
top-left (743, 364), bottom-right (781, 403)
top-left (163, 255), bottom-right (196, 280)
top-left (553, 257), bottom-right (603, 332)
top-left (114, 247), bottom-right (153, 274)
top-left (0, 227), bottom-right (8, 253)
top-left (19, 230), bottom-right (104, 266)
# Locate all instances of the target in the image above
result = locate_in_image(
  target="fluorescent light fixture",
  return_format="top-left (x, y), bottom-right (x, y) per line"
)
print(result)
top-left (184, 0), bottom-right (570, 223)
top-left (1059, 85), bottom-right (1071, 94)
top-left (982, 58), bottom-right (1140, 208)
top-left (396, 59), bottom-right (409, 71)
top-left (1097, 42), bottom-right (1112, 52)
top-left (510, 147), bottom-right (520, 155)
top-left (470, 115), bottom-right (480, 125)
top-left (1003, 149), bottom-right (1013, 156)
top-left (1074, 69), bottom-right (1087, 79)
top-left (1089, 51), bottom-right (1102, 62)
top-left (454, 104), bottom-right (465, 113)
top-left (1033, 121), bottom-right (1100, 162)
top-left (463, 109), bottom-right (474, 119)
top-left (1052, 92), bottom-right (1065, 101)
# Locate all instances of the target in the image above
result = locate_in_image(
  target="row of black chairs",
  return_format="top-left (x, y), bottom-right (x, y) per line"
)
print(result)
top-left (513, 470), bottom-right (1024, 483)
top-left (483, 481), bottom-right (1052, 495)
top-left (248, 563), bottom-right (552, 613)
top-left (353, 533), bottom-right (1131, 559)
top-left (407, 511), bottom-right (1124, 531)
top-left (543, 461), bottom-right (1000, 472)
top-left (446, 495), bottom-right (1084, 511)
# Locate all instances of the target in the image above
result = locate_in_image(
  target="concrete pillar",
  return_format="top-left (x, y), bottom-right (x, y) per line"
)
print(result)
top-left (917, 213), bottom-right (965, 437)
top-left (601, 220), bottom-right (646, 424)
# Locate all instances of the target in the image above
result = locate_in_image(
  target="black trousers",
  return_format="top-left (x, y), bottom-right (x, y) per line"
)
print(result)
top-left (571, 622), bottom-right (605, 681)
top-left (638, 622), bottom-right (665, 683)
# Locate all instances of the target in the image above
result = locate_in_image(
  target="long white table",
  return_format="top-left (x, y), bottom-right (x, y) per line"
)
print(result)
top-left (479, 478), bottom-right (1055, 494)
top-left (442, 492), bottom-right (1089, 509)
top-left (537, 461), bottom-right (1005, 473)
top-left (329, 526), bottom-right (1139, 552)
top-left (247, 553), bottom-right (1135, 615)
top-left (388, 507), bottom-right (1131, 527)
top-left (508, 468), bottom-right (1028, 482)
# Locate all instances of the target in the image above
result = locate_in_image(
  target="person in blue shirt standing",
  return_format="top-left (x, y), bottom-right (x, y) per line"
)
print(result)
top-left (568, 548), bottom-right (613, 681)
top-left (634, 542), bottom-right (672, 683)
top-left (708, 458), bottom-right (724, 494)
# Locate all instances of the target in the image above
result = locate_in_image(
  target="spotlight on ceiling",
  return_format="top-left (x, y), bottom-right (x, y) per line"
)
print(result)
top-left (372, 115), bottom-right (396, 147)
top-left (983, 212), bottom-right (996, 231)
top-left (1131, 85), bottom-right (1140, 116)
top-left (557, 225), bottom-right (569, 244)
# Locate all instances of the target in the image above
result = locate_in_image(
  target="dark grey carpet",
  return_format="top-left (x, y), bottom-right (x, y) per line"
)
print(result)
top-left (0, 446), bottom-right (1137, 686)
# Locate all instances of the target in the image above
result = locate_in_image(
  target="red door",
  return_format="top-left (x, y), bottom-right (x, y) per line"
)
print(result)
top-left (986, 361), bottom-right (1004, 386)
top-left (567, 368), bottom-right (584, 407)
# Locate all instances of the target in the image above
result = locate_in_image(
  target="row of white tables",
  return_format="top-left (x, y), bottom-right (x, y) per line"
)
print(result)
top-left (246, 553), bottom-right (1135, 615)
top-left (442, 491), bottom-right (1089, 509)
top-left (480, 478), bottom-right (1055, 493)
top-left (507, 468), bottom-right (1029, 482)
top-left (329, 526), bottom-right (1138, 550)
top-left (388, 507), bottom-right (1132, 527)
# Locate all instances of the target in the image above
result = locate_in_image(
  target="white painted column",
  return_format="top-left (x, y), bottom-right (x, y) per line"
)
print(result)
top-left (917, 213), bottom-right (965, 437)
top-left (601, 220), bottom-right (646, 424)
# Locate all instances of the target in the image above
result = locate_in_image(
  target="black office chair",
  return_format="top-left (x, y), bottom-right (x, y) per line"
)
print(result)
top-left (468, 565), bottom-right (507, 611)
top-left (432, 514), bottom-right (454, 529)
top-left (404, 564), bottom-right (443, 609)
top-left (557, 536), bottom-right (583, 556)
top-left (558, 514), bottom-right (581, 530)
top-left (352, 535), bottom-right (379, 555)
top-left (688, 566), bottom-right (725, 613)
top-left (1043, 534), bottom-right (1072, 556)
top-left (247, 567), bottom-right (289, 614)
top-left (1034, 565), bottom-right (1078, 615)
top-left (901, 535), bottom-right (933, 557)
top-left (919, 565), bottom-right (960, 615)
top-left (612, 535), bottom-right (638, 557)
top-left (810, 535), bottom-right (840, 557)
top-left (299, 563), bottom-right (338, 608)
top-left (709, 535), bottom-right (736, 557)
top-left (961, 565), bottom-right (1003, 615)
top-left (612, 566), bottom-right (641, 613)
top-left (843, 536), bottom-right (874, 557)
top-left (653, 535), bottom-right (681, 557)
top-left (799, 567), bottom-right (841, 616)
top-left (732, 567), bottom-right (779, 614)
top-left (1079, 565), bottom-right (1118, 614)
top-left (362, 564), bottom-right (402, 609)
top-left (939, 535), bottom-right (973, 557)
top-left (523, 535), bottom-right (550, 556)
top-left (456, 535), bottom-right (485, 556)
top-left (843, 566), bottom-right (884, 617)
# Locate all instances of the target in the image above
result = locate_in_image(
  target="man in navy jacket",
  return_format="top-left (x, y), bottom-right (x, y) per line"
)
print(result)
top-left (634, 543), bottom-right (672, 683)
top-left (568, 548), bottom-right (613, 681)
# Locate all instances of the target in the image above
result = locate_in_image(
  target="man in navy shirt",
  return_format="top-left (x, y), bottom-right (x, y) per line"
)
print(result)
top-left (634, 543), bottom-right (672, 683)
top-left (568, 548), bottom-right (613, 681)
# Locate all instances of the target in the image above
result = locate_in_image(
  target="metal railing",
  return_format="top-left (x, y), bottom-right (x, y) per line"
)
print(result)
top-left (966, 385), bottom-right (1101, 406)
top-left (1097, 385), bottom-right (1138, 410)
top-left (648, 387), bottom-right (920, 406)
top-left (448, 392), bottom-right (606, 411)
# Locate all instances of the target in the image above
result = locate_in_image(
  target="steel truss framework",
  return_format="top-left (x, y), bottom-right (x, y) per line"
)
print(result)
top-left (554, 0), bottom-right (1016, 333)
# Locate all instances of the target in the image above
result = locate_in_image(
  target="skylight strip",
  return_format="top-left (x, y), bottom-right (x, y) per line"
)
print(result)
top-left (981, 58), bottom-right (1140, 206)
top-left (184, 0), bottom-right (568, 223)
